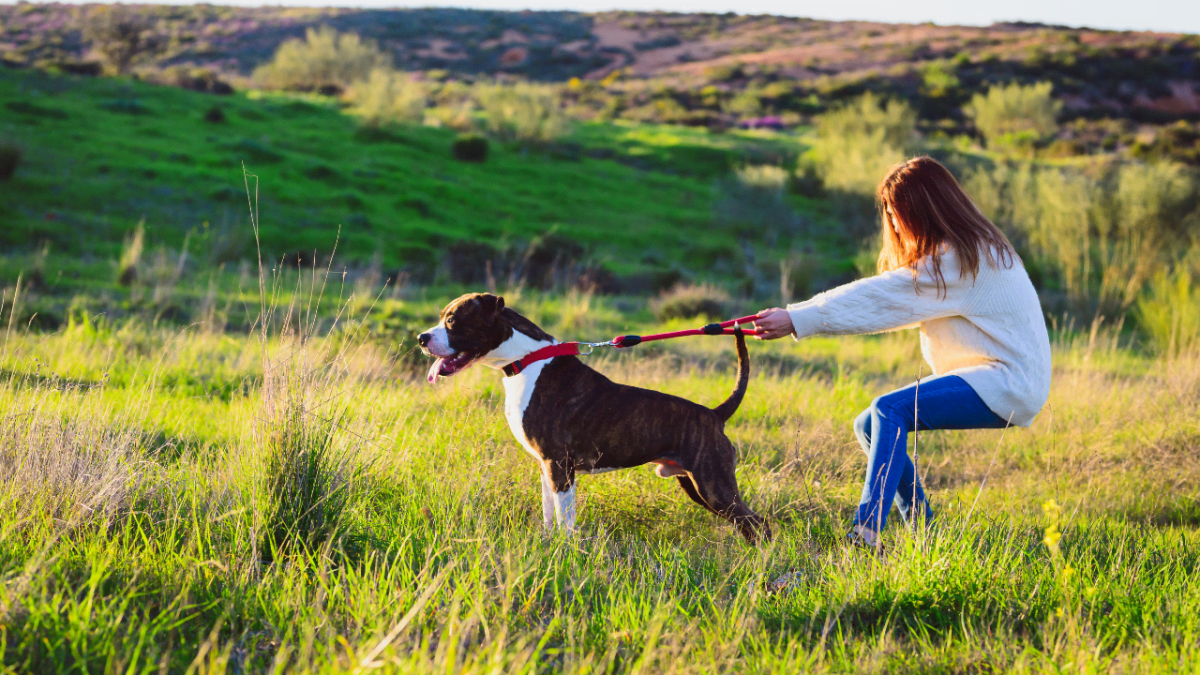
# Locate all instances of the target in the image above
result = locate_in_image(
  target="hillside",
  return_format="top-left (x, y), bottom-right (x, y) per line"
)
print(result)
top-left (4, 5), bottom-right (1198, 129)
top-left (0, 65), bottom-right (841, 322)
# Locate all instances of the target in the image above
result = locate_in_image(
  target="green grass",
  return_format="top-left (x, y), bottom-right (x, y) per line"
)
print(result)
top-left (3, 60), bottom-right (1200, 675)
top-left (1, 285), bottom-right (1198, 673)
top-left (0, 68), bottom-right (839, 284)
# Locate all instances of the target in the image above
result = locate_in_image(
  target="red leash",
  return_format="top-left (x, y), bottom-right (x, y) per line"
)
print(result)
top-left (502, 315), bottom-right (760, 376)
top-left (610, 314), bottom-right (761, 348)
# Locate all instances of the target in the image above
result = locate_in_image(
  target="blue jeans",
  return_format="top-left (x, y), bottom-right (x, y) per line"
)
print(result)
top-left (853, 375), bottom-right (1009, 532)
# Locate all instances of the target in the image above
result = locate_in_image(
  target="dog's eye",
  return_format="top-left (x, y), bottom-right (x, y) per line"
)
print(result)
top-left (445, 318), bottom-right (454, 328)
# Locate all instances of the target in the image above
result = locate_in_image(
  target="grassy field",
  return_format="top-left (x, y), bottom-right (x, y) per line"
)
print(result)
top-left (1, 274), bottom-right (1198, 673)
top-left (4, 41), bottom-right (1200, 674)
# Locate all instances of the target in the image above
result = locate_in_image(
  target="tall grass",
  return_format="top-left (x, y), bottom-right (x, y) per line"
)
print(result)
top-left (964, 159), bottom-right (1200, 314)
top-left (116, 219), bottom-right (145, 286)
top-left (1137, 267), bottom-right (1200, 356)
top-left (0, 373), bottom-right (155, 522)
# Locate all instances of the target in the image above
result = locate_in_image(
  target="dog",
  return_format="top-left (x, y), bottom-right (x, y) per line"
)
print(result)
top-left (418, 293), bottom-right (771, 544)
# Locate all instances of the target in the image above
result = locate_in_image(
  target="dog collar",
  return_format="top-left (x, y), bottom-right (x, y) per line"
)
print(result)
top-left (502, 342), bottom-right (584, 377)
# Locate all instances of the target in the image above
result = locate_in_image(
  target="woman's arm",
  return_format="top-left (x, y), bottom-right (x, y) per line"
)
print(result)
top-left (757, 254), bottom-right (973, 340)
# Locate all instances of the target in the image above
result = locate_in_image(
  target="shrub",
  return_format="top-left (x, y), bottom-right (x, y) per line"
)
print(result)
top-left (1137, 267), bottom-right (1200, 356)
top-left (964, 81), bottom-right (1062, 148)
top-left (261, 365), bottom-right (350, 560)
top-left (964, 160), bottom-right (1200, 313)
top-left (651, 283), bottom-right (731, 321)
top-left (0, 141), bottom-right (21, 181)
top-left (348, 68), bottom-right (427, 127)
top-left (100, 99), bottom-right (151, 115)
top-left (82, 6), bottom-right (159, 75)
top-left (802, 92), bottom-right (916, 195)
top-left (230, 138), bottom-right (284, 164)
top-left (475, 82), bottom-right (569, 144)
top-left (253, 26), bottom-right (390, 93)
top-left (715, 165), bottom-right (803, 236)
top-left (117, 220), bottom-right (145, 286)
top-left (452, 134), bottom-right (489, 162)
top-left (203, 104), bottom-right (226, 124)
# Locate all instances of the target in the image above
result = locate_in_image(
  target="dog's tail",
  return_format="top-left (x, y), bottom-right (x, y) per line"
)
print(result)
top-left (712, 328), bottom-right (749, 424)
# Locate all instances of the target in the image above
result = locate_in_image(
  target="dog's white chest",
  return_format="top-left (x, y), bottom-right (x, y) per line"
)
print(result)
top-left (502, 360), bottom-right (547, 462)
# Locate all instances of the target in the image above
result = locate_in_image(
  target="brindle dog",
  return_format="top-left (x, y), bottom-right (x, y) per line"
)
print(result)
top-left (418, 293), bottom-right (771, 544)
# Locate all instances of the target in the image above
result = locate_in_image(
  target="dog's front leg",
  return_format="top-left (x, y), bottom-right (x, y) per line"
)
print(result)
top-left (539, 471), bottom-right (556, 529)
top-left (542, 460), bottom-right (577, 534)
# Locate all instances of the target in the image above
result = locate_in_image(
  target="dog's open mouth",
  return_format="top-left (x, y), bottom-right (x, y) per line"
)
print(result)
top-left (427, 351), bottom-right (480, 383)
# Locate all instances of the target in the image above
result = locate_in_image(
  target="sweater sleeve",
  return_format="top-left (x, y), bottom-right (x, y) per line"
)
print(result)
top-left (786, 253), bottom-right (974, 339)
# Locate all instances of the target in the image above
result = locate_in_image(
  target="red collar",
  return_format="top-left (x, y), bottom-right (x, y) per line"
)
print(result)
top-left (502, 342), bottom-right (581, 377)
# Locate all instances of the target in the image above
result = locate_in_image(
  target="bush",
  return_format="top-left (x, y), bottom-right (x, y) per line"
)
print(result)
top-left (475, 82), bottom-right (569, 144)
top-left (964, 160), bottom-right (1200, 312)
top-left (203, 104), bottom-right (226, 124)
top-left (348, 68), bottom-right (427, 127)
top-left (1137, 267), bottom-right (1200, 356)
top-left (964, 82), bottom-right (1062, 148)
top-left (714, 165), bottom-right (803, 236)
top-left (99, 99), bottom-right (151, 115)
top-left (802, 92), bottom-right (916, 195)
top-left (0, 141), bottom-right (21, 181)
top-left (117, 221), bottom-right (145, 286)
top-left (82, 6), bottom-right (159, 75)
top-left (261, 370), bottom-right (350, 560)
top-left (452, 134), bottom-right (489, 162)
top-left (651, 283), bottom-right (731, 321)
top-left (253, 26), bottom-right (391, 93)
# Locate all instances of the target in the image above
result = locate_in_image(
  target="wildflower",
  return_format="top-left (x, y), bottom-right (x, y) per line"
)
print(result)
top-left (1043, 523), bottom-right (1062, 548)
top-left (1042, 499), bottom-right (1060, 518)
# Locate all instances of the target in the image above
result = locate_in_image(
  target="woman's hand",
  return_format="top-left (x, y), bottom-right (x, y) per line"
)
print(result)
top-left (753, 308), bottom-right (795, 340)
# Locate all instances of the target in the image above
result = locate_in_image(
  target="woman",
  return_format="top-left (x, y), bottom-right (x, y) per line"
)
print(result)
top-left (754, 157), bottom-right (1051, 549)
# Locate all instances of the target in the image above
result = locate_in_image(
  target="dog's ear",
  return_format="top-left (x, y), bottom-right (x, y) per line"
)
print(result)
top-left (479, 294), bottom-right (505, 325)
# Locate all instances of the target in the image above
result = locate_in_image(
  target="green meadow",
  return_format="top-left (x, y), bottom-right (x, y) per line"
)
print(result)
top-left (2, 65), bottom-right (1200, 674)
top-left (0, 67), bottom-right (823, 282)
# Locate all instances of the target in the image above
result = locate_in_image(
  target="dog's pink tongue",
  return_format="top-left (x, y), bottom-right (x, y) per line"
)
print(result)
top-left (427, 358), bottom-right (444, 384)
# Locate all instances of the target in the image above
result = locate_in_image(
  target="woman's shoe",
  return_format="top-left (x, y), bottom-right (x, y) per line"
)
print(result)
top-left (845, 524), bottom-right (886, 556)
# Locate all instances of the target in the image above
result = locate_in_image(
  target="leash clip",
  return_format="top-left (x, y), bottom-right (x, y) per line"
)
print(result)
top-left (575, 339), bottom-right (618, 355)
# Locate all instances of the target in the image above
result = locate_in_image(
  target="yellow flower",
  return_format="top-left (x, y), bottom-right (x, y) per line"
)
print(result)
top-left (1043, 524), bottom-right (1062, 548)
top-left (1062, 566), bottom-right (1075, 580)
top-left (1042, 499), bottom-right (1060, 517)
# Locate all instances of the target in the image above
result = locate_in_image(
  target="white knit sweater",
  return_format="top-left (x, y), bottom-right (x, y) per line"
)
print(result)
top-left (786, 247), bottom-right (1051, 426)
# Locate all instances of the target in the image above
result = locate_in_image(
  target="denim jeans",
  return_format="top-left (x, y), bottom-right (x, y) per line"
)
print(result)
top-left (853, 375), bottom-right (1009, 532)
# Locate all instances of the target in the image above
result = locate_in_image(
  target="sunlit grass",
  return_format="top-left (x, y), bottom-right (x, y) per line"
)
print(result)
top-left (1, 288), bottom-right (1197, 672)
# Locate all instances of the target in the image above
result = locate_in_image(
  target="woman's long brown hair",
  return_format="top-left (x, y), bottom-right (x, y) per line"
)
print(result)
top-left (877, 156), bottom-right (1016, 296)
